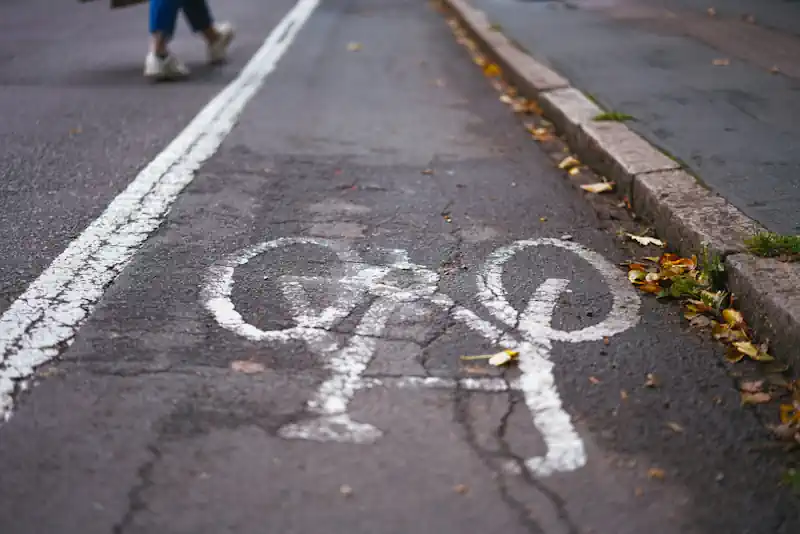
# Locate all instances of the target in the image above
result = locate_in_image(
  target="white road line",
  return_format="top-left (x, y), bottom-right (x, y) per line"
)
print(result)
top-left (0, 0), bottom-right (321, 421)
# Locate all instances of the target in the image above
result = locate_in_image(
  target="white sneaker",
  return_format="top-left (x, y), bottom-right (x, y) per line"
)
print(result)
top-left (208, 22), bottom-right (235, 64)
top-left (144, 52), bottom-right (190, 81)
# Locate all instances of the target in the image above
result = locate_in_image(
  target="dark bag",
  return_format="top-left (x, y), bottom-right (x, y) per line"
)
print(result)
top-left (78, 0), bottom-right (149, 8)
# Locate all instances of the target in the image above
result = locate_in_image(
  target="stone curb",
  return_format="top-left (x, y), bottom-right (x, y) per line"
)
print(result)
top-left (441, 0), bottom-right (800, 367)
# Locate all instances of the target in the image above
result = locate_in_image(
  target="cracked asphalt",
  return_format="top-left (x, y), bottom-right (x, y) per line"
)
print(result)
top-left (0, 0), bottom-right (798, 533)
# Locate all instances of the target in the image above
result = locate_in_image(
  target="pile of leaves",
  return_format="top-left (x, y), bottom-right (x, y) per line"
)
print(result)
top-left (627, 251), bottom-right (800, 447)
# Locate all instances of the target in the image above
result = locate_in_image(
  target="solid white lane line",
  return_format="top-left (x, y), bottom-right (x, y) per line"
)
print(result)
top-left (0, 0), bottom-right (321, 420)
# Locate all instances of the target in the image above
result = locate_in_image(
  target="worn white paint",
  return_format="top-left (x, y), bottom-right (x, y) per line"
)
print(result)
top-left (471, 238), bottom-right (641, 476)
top-left (202, 237), bottom-right (640, 477)
top-left (0, 0), bottom-right (321, 421)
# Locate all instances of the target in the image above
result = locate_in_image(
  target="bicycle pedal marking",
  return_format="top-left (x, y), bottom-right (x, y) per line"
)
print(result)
top-left (201, 237), bottom-right (640, 477)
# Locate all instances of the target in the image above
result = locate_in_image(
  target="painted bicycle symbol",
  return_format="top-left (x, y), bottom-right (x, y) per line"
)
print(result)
top-left (202, 237), bottom-right (640, 476)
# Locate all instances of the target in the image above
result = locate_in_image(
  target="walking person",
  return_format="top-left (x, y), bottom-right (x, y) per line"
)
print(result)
top-left (145, 0), bottom-right (234, 81)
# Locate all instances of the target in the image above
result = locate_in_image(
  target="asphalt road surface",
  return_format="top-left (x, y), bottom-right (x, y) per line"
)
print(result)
top-left (0, 0), bottom-right (797, 533)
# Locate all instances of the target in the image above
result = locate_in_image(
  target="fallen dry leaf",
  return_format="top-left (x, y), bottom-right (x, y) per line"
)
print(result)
top-left (648, 468), bottom-right (666, 480)
top-left (489, 349), bottom-right (519, 366)
top-left (739, 380), bottom-right (764, 394)
top-left (421, 168), bottom-right (434, 175)
top-left (557, 155), bottom-right (581, 170)
top-left (734, 341), bottom-right (774, 362)
top-left (626, 233), bottom-right (665, 247)
top-left (639, 282), bottom-right (662, 294)
top-left (453, 484), bottom-right (470, 495)
top-left (634, 487), bottom-right (645, 497)
top-left (779, 404), bottom-right (799, 425)
top-left (712, 58), bottom-right (730, 66)
top-left (722, 308), bottom-right (745, 328)
top-left (340, 484), bottom-right (354, 497)
top-left (483, 63), bottom-right (502, 77)
top-left (580, 182), bottom-right (614, 194)
top-left (346, 42), bottom-right (362, 52)
top-left (770, 65), bottom-right (781, 74)
top-left (604, 337), bottom-right (610, 346)
top-left (666, 421), bottom-right (685, 433)
top-left (707, 7), bottom-right (716, 16)
top-left (645, 373), bottom-right (661, 388)
top-left (620, 389), bottom-right (629, 400)
top-left (628, 270), bottom-right (647, 284)
top-left (231, 360), bottom-right (266, 374)
top-left (568, 167), bottom-right (581, 176)
top-left (499, 94), bottom-right (514, 105)
top-left (589, 376), bottom-right (601, 385)
top-left (725, 345), bottom-right (745, 363)
top-left (741, 392), bottom-right (771, 405)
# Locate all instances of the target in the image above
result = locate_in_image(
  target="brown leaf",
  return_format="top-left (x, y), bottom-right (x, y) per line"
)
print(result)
top-left (648, 467), bottom-right (666, 480)
top-left (620, 389), bottom-right (629, 400)
top-left (770, 423), bottom-right (799, 441)
top-left (421, 168), bottom-right (434, 175)
top-left (639, 282), bottom-right (662, 294)
top-left (740, 392), bottom-right (771, 405)
top-left (724, 345), bottom-right (745, 363)
top-left (580, 182), bottom-right (614, 194)
top-left (231, 360), bottom-right (266, 374)
top-left (589, 376), bottom-right (601, 385)
top-left (453, 484), bottom-right (470, 495)
top-left (739, 380), bottom-right (764, 393)
top-left (712, 58), bottom-right (730, 66)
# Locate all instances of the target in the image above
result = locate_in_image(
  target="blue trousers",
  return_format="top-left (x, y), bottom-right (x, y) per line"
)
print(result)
top-left (149, 0), bottom-right (214, 37)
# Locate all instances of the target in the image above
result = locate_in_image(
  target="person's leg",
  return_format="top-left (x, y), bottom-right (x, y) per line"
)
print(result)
top-left (149, 0), bottom-right (182, 55)
top-left (145, 0), bottom-right (190, 79)
top-left (182, 0), bottom-right (235, 64)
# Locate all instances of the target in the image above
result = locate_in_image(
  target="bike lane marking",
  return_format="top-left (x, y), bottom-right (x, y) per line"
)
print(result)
top-left (0, 0), bottom-right (321, 421)
top-left (202, 237), bottom-right (641, 477)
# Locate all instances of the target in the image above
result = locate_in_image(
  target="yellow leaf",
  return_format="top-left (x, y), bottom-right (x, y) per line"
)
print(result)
top-left (499, 94), bottom-right (514, 105)
top-left (483, 63), bottom-right (502, 77)
top-left (780, 404), bottom-right (798, 424)
top-left (346, 42), bottom-right (362, 51)
top-left (628, 270), bottom-right (646, 284)
top-left (580, 182), bottom-right (614, 194)
top-left (568, 167), bottom-right (581, 176)
top-left (734, 341), bottom-right (759, 358)
top-left (648, 468), bottom-right (666, 480)
top-left (741, 392), bottom-right (771, 405)
top-left (722, 308), bottom-right (745, 327)
top-left (558, 156), bottom-right (580, 170)
top-left (489, 349), bottom-right (519, 366)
